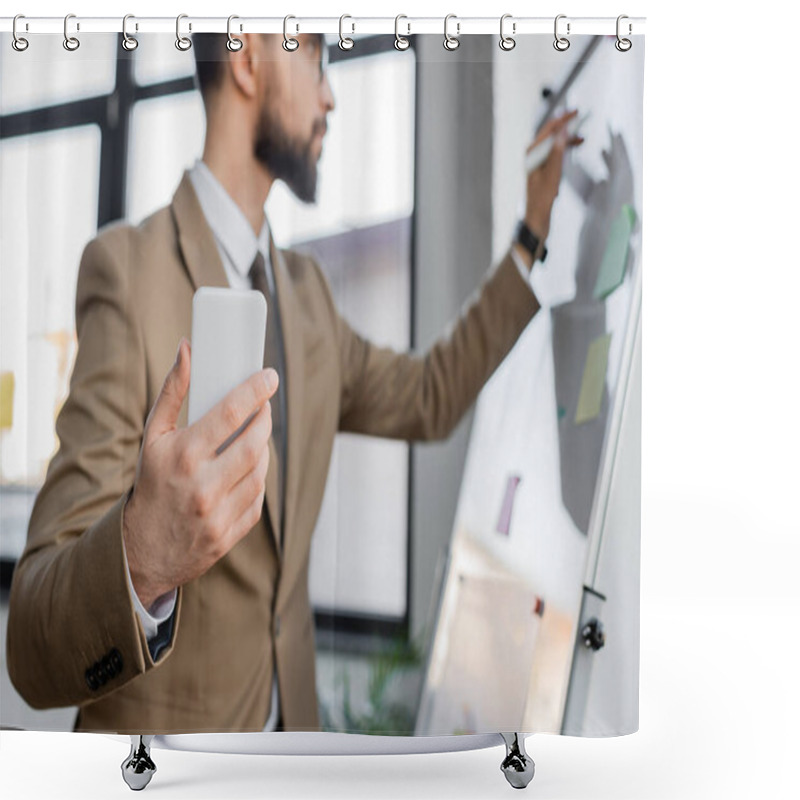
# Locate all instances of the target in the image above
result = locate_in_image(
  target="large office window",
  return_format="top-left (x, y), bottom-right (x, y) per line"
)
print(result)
top-left (277, 51), bottom-right (416, 628)
top-left (0, 34), bottom-right (417, 640)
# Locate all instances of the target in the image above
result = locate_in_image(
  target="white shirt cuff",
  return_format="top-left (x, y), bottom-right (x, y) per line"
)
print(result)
top-left (122, 537), bottom-right (177, 641)
top-left (510, 245), bottom-right (535, 290)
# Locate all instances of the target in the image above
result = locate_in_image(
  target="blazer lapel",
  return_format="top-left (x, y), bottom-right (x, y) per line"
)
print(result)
top-left (171, 170), bottom-right (228, 291)
top-left (171, 169), bottom-right (283, 561)
top-left (268, 230), bottom-right (304, 585)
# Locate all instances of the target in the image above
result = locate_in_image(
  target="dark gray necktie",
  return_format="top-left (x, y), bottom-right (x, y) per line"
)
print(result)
top-left (248, 251), bottom-right (287, 547)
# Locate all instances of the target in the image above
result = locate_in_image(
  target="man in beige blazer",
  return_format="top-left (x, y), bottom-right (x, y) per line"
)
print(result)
top-left (6, 33), bottom-right (581, 734)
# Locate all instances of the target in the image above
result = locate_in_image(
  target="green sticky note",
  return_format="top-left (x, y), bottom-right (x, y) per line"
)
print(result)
top-left (594, 204), bottom-right (636, 300)
top-left (574, 334), bottom-right (611, 425)
top-left (0, 371), bottom-right (14, 430)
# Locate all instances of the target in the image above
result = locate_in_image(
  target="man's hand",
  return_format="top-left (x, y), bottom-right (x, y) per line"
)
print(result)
top-left (122, 337), bottom-right (278, 611)
top-left (524, 108), bottom-right (585, 246)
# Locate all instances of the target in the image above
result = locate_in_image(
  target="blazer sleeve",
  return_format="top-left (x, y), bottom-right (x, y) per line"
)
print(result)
top-left (329, 246), bottom-right (541, 441)
top-left (6, 231), bottom-right (182, 711)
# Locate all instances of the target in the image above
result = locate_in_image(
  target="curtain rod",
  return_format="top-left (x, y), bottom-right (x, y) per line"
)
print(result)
top-left (0, 16), bottom-right (646, 37)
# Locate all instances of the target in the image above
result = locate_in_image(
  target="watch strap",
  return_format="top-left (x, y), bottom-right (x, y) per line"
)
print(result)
top-left (515, 220), bottom-right (548, 263)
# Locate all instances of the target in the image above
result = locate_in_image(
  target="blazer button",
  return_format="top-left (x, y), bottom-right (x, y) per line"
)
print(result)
top-left (100, 655), bottom-right (113, 681)
top-left (85, 667), bottom-right (100, 691)
top-left (109, 648), bottom-right (123, 674)
top-left (95, 661), bottom-right (109, 686)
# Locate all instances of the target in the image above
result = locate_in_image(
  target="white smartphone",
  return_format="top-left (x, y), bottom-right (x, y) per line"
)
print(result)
top-left (187, 288), bottom-right (267, 447)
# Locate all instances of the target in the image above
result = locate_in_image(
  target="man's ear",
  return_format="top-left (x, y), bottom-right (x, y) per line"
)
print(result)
top-left (227, 32), bottom-right (263, 100)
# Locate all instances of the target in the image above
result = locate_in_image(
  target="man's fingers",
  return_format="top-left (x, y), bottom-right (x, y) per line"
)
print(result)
top-left (549, 108), bottom-right (579, 133)
top-left (226, 489), bottom-right (268, 553)
top-left (546, 127), bottom-right (570, 162)
top-left (215, 446), bottom-right (271, 552)
top-left (528, 109), bottom-right (580, 151)
top-left (193, 367), bottom-right (279, 455)
top-left (146, 338), bottom-right (191, 438)
top-left (214, 401), bottom-right (272, 494)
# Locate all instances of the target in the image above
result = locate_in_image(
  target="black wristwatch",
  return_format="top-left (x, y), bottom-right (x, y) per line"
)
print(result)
top-left (514, 220), bottom-right (548, 263)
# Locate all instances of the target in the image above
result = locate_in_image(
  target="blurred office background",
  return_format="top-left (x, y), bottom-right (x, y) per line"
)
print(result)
top-left (0, 33), bottom-right (539, 732)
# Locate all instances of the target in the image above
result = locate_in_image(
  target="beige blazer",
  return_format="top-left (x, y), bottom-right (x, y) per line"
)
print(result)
top-left (6, 171), bottom-right (540, 734)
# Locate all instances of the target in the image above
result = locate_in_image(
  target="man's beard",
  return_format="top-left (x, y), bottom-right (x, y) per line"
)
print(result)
top-left (254, 106), bottom-right (320, 204)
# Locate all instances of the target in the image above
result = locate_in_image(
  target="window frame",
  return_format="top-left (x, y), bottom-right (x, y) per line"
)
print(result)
top-left (0, 34), bottom-right (420, 650)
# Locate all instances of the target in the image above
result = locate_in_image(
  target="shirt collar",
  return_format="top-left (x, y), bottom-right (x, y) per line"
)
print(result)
top-left (188, 159), bottom-right (270, 280)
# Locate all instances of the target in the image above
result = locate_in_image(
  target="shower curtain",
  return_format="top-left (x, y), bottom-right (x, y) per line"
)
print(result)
top-left (0, 20), bottom-right (644, 742)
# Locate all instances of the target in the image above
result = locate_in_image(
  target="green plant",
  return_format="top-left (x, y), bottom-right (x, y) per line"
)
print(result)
top-left (335, 631), bottom-right (426, 735)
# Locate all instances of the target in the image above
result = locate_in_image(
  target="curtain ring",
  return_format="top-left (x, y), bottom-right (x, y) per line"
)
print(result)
top-left (175, 14), bottom-right (192, 51)
top-left (122, 14), bottom-right (138, 51)
top-left (339, 15), bottom-right (355, 51)
top-left (615, 15), bottom-right (632, 52)
top-left (227, 15), bottom-right (243, 51)
top-left (443, 14), bottom-right (460, 51)
top-left (499, 14), bottom-right (516, 51)
top-left (12, 14), bottom-right (29, 52)
top-left (394, 15), bottom-right (410, 51)
top-left (553, 14), bottom-right (570, 51)
top-left (63, 13), bottom-right (80, 51)
top-left (283, 15), bottom-right (299, 51)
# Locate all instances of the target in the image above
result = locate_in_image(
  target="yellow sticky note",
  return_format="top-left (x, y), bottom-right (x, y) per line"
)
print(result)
top-left (574, 334), bottom-right (611, 425)
top-left (0, 371), bottom-right (14, 430)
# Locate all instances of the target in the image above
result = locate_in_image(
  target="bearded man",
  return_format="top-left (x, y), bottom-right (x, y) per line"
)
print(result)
top-left (6, 32), bottom-right (579, 733)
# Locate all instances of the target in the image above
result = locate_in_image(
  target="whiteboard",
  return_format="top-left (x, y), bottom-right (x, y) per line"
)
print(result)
top-left (417, 36), bottom-right (644, 735)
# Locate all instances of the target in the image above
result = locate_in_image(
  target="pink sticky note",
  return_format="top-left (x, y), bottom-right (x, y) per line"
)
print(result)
top-left (496, 475), bottom-right (522, 536)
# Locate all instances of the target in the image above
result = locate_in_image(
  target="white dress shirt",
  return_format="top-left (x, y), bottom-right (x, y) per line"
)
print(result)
top-left (123, 158), bottom-right (538, 732)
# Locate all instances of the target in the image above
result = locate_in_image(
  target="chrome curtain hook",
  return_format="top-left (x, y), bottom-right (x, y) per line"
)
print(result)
top-left (554, 14), bottom-right (570, 51)
top-left (499, 14), bottom-right (516, 51)
top-left (394, 14), bottom-right (410, 51)
top-left (339, 14), bottom-right (355, 50)
top-left (615, 14), bottom-right (632, 52)
top-left (283, 15), bottom-right (299, 51)
top-left (12, 14), bottom-right (29, 52)
top-left (63, 13), bottom-right (80, 51)
top-left (227, 15), bottom-right (243, 51)
top-left (443, 14), bottom-right (460, 51)
top-left (175, 14), bottom-right (192, 51)
top-left (122, 14), bottom-right (138, 51)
